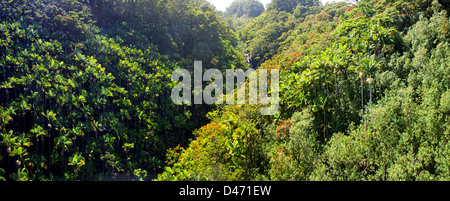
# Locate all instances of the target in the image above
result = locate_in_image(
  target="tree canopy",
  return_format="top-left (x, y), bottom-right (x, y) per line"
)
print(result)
top-left (158, 0), bottom-right (450, 181)
top-left (268, 0), bottom-right (321, 13)
top-left (1, 0), bottom-right (449, 181)
top-left (225, 0), bottom-right (266, 18)
top-left (0, 0), bottom-right (246, 181)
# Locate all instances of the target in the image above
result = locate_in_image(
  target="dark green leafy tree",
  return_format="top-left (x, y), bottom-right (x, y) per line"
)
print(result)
top-left (159, 0), bottom-right (449, 182)
top-left (225, 0), bottom-right (265, 18)
top-left (1, 0), bottom-right (449, 182)
top-left (268, 0), bottom-right (320, 13)
top-left (0, 0), bottom-right (246, 181)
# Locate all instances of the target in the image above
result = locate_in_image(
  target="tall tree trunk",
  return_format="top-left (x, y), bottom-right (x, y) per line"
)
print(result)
top-left (361, 79), bottom-right (364, 123)
top-left (334, 69), bottom-right (339, 106)
top-left (323, 111), bottom-right (327, 141)
top-left (369, 80), bottom-right (373, 130)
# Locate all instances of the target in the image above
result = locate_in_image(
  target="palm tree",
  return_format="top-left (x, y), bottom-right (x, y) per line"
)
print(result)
top-left (365, 56), bottom-right (381, 128)
top-left (313, 96), bottom-right (330, 141)
top-left (306, 54), bottom-right (334, 140)
top-left (349, 54), bottom-right (368, 122)
top-left (349, 55), bottom-right (380, 124)
top-left (327, 42), bottom-right (351, 106)
top-left (368, 24), bottom-right (392, 61)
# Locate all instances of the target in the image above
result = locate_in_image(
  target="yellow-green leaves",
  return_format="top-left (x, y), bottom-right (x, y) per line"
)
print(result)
top-left (68, 153), bottom-right (86, 170)
top-left (42, 110), bottom-right (57, 121)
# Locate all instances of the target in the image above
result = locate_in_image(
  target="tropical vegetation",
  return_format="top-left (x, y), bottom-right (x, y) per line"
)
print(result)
top-left (1, 0), bottom-right (449, 181)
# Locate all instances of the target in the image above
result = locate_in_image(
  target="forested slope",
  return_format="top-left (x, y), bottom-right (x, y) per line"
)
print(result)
top-left (158, 0), bottom-right (450, 181)
top-left (0, 0), bottom-right (246, 181)
top-left (0, 0), bottom-right (449, 181)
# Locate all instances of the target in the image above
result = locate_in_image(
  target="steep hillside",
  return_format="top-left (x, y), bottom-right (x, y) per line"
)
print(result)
top-left (0, 0), bottom-right (246, 181)
top-left (1, 0), bottom-right (449, 181)
top-left (158, 0), bottom-right (450, 181)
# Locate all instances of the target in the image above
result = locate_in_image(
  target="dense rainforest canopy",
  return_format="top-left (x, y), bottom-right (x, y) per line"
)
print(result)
top-left (0, 0), bottom-right (245, 181)
top-left (1, 0), bottom-right (449, 181)
top-left (224, 0), bottom-right (265, 18)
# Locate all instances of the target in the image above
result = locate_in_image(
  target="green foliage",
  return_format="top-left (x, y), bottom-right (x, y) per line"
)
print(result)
top-left (225, 0), bottom-right (265, 18)
top-left (265, 110), bottom-right (320, 180)
top-left (239, 10), bottom-right (297, 65)
top-left (1, 0), bottom-right (449, 181)
top-left (159, 0), bottom-right (450, 181)
top-left (0, 0), bottom-right (245, 181)
top-left (90, 0), bottom-right (246, 71)
top-left (238, 2), bottom-right (347, 68)
top-left (268, 0), bottom-right (320, 13)
top-left (157, 104), bottom-right (261, 181)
